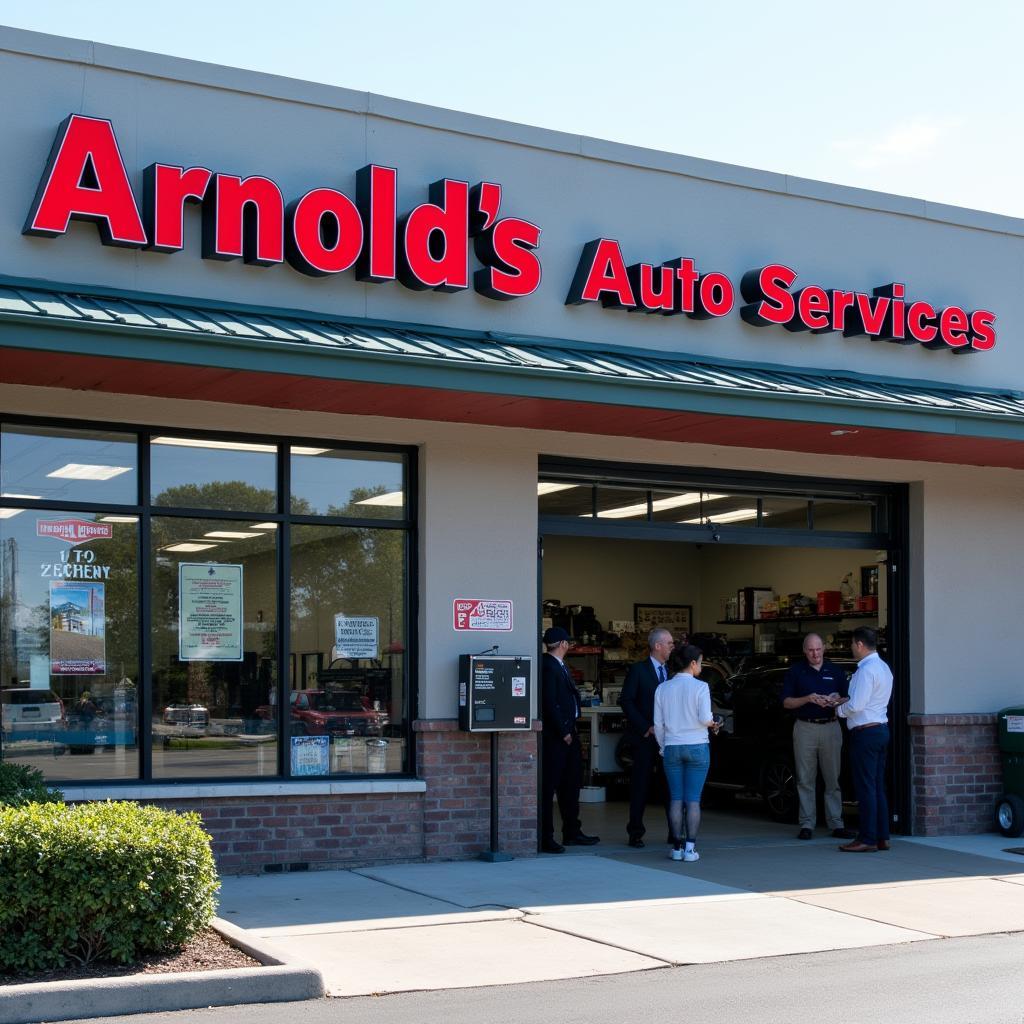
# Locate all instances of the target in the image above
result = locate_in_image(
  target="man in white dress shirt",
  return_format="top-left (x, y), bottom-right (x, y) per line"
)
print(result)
top-left (834, 626), bottom-right (893, 852)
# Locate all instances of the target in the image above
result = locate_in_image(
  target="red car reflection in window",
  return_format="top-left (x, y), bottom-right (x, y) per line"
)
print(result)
top-left (257, 689), bottom-right (388, 737)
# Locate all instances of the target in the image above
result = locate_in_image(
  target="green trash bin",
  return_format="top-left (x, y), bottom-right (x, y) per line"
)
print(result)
top-left (996, 707), bottom-right (1024, 837)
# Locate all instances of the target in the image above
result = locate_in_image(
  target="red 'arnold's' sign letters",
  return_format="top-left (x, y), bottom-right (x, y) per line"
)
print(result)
top-left (22, 114), bottom-right (996, 354)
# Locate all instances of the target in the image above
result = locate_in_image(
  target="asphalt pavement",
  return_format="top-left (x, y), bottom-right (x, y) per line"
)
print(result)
top-left (11, 805), bottom-right (1024, 1022)
top-left (66, 933), bottom-right (1024, 1024)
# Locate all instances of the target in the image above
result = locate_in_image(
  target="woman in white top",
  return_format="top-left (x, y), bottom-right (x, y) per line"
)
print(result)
top-left (654, 644), bottom-right (720, 862)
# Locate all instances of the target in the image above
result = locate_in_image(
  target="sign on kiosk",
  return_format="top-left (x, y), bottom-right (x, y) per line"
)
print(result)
top-left (453, 599), bottom-right (513, 632)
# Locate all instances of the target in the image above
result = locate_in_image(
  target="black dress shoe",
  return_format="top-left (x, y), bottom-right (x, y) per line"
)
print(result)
top-left (541, 840), bottom-right (565, 854)
top-left (563, 833), bottom-right (600, 846)
top-left (832, 827), bottom-right (857, 840)
top-left (797, 828), bottom-right (813, 840)
top-left (627, 837), bottom-right (645, 848)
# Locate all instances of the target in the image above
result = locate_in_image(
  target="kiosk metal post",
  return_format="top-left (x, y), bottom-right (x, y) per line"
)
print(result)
top-left (458, 652), bottom-right (533, 863)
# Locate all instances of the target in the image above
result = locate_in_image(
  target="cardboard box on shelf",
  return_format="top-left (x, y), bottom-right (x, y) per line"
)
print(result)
top-left (738, 586), bottom-right (772, 621)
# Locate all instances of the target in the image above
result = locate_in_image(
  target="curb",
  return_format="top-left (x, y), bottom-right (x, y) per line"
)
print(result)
top-left (0, 918), bottom-right (325, 1024)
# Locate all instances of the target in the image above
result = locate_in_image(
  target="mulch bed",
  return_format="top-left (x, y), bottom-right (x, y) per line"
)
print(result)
top-left (0, 928), bottom-right (260, 986)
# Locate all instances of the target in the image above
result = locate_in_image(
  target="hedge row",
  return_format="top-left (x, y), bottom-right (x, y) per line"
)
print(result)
top-left (0, 799), bottom-right (220, 971)
top-left (0, 762), bottom-right (62, 808)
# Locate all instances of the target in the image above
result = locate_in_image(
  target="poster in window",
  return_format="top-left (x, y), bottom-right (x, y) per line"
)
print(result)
top-left (49, 580), bottom-right (105, 675)
top-left (291, 734), bottom-right (330, 776)
top-left (333, 615), bottom-right (379, 659)
top-left (178, 563), bottom-right (244, 662)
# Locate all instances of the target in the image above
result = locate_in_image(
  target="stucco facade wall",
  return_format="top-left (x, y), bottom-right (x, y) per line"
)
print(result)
top-left (3, 381), bottom-right (1022, 723)
top-left (0, 27), bottom-right (1022, 392)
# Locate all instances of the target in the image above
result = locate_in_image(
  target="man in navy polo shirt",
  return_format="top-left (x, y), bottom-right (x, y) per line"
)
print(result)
top-left (782, 634), bottom-right (856, 841)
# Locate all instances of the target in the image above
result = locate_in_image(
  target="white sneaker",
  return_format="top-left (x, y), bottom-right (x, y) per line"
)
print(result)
top-left (670, 848), bottom-right (683, 861)
top-left (683, 849), bottom-right (700, 862)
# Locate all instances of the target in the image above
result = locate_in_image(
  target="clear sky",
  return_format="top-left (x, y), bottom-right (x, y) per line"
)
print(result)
top-left (3, 1), bottom-right (1022, 217)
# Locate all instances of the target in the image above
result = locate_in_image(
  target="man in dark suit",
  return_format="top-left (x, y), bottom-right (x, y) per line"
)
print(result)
top-left (540, 626), bottom-right (600, 854)
top-left (619, 626), bottom-right (675, 847)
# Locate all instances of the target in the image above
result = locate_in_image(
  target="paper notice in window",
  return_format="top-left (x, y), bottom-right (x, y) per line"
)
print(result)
top-left (511, 677), bottom-right (526, 698)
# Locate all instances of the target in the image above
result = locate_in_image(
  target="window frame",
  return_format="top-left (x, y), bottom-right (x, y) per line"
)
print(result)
top-left (538, 456), bottom-right (891, 550)
top-left (0, 414), bottom-right (417, 787)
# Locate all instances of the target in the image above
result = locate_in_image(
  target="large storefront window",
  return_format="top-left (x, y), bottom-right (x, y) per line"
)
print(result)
top-left (151, 437), bottom-right (277, 512)
top-left (151, 517), bottom-right (278, 779)
top-left (1, 424), bottom-right (137, 505)
top-left (0, 508), bottom-right (139, 780)
top-left (290, 526), bottom-right (406, 776)
top-left (0, 421), bottom-right (414, 784)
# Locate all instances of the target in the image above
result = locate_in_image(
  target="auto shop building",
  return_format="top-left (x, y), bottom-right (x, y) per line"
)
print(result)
top-left (0, 26), bottom-right (1021, 869)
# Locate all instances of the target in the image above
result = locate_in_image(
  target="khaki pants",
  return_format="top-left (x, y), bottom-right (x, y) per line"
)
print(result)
top-left (793, 719), bottom-right (843, 830)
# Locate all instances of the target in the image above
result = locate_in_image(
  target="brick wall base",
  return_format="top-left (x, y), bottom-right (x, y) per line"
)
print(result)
top-left (124, 719), bottom-right (540, 873)
top-left (138, 793), bottom-right (424, 874)
top-left (415, 719), bottom-right (540, 860)
top-left (909, 713), bottom-right (1001, 835)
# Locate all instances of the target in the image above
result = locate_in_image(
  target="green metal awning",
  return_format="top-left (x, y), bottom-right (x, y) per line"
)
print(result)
top-left (1, 279), bottom-right (1023, 465)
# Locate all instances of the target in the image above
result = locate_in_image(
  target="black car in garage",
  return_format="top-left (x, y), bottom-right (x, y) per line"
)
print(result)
top-left (706, 657), bottom-right (859, 821)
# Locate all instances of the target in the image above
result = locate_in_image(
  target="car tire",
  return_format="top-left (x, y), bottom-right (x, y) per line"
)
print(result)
top-left (760, 758), bottom-right (798, 822)
top-left (996, 794), bottom-right (1024, 838)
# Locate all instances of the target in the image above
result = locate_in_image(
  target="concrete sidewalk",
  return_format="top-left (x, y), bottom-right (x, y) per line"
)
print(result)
top-left (218, 828), bottom-right (1024, 997)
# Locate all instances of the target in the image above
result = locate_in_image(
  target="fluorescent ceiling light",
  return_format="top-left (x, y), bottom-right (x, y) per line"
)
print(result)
top-left (355, 491), bottom-right (404, 507)
top-left (537, 482), bottom-right (579, 496)
top-left (99, 516), bottom-right (139, 523)
top-left (152, 436), bottom-right (274, 454)
top-left (47, 463), bottom-right (132, 481)
top-left (0, 492), bottom-right (41, 500)
top-left (251, 522), bottom-right (279, 530)
top-left (0, 508), bottom-right (24, 519)
top-left (592, 492), bottom-right (729, 520)
top-left (681, 507), bottom-right (761, 525)
top-left (163, 542), bottom-right (218, 552)
top-left (204, 530), bottom-right (263, 539)
top-left (152, 437), bottom-right (331, 456)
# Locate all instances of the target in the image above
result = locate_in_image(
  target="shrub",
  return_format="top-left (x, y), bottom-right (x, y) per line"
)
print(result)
top-left (0, 801), bottom-right (220, 972)
top-left (0, 762), bottom-right (63, 807)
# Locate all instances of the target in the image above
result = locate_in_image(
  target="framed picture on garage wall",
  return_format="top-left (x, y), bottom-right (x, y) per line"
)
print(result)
top-left (634, 603), bottom-right (692, 639)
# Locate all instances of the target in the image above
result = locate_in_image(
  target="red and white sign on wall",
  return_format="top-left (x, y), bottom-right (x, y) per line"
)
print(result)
top-left (453, 599), bottom-right (513, 632)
